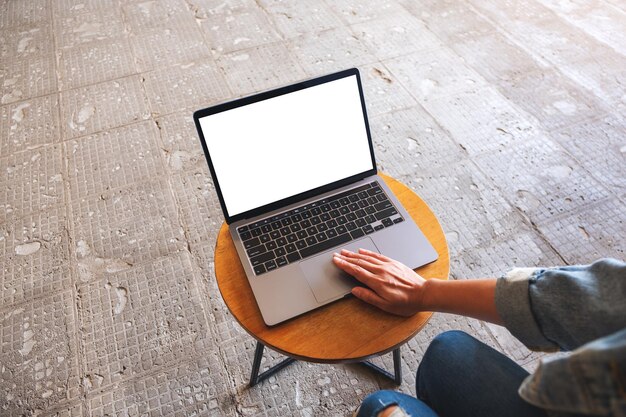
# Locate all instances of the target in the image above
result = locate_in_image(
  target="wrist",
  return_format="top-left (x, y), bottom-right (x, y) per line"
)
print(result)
top-left (420, 277), bottom-right (442, 311)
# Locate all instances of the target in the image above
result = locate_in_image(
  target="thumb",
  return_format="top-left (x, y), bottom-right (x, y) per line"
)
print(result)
top-left (352, 286), bottom-right (391, 311)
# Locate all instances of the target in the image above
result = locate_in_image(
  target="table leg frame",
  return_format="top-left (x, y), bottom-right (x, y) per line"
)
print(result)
top-left (249, 342), bottom-right (402, 387)
top-left (250, 342), bottom-right (297, 387)
top-left (358, 347), bottom-right (402, 385)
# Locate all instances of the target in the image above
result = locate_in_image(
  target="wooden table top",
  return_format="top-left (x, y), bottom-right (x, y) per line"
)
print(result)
top-left (214, 173), bottom-right (450, 363)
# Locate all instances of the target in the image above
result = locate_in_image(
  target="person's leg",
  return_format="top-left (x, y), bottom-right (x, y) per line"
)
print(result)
top-left (416, 330), bottom-right (548, 417)
top-left (356, 390), bottom-right (439, 417)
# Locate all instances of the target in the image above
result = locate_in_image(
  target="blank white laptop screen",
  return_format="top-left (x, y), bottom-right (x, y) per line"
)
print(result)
top-left (197, 75), bottom-right (374, 217)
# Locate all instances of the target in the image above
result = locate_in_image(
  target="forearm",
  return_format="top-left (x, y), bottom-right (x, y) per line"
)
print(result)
top-left (422, 278), bottom-right (503, 325)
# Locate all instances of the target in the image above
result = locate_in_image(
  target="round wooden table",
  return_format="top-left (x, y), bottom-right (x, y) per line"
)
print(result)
top-left (215, 173), bottom-right (449, 386)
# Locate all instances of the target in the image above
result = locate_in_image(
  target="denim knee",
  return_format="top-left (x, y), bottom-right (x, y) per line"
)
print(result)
top-left (416, 331), bottom-right (476, 398)
top-left (357, 390), bottom-right (402, 417)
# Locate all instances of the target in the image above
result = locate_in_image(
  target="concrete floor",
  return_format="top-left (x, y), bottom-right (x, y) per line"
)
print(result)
top-left (1, 0), bottom-right (624, 415)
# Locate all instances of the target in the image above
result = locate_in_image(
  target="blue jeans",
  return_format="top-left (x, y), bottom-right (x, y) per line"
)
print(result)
top-left (356, 331), bottom-right (548, 417)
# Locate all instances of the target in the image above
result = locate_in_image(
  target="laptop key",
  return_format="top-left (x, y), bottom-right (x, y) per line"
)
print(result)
top-left (261, 224), bottom-right (272, 233)
top-left (250, 251), bottom-right (274, 266)
top-left (363, 225), bottom-right (375, 234)
top-left (287, 233), bottom-right (297, 243)
top-left (311, 216), bottom-right (322, 225)
top-left (275, 247), bottom-right (286, 257)
top-left (393, 217), bottom-right (404, 224)
top-left (375, 207), bottom-right (398, 221)
top-left (260, 234), bottom-right (270, 243)
top-left (306, 236), bottom-right (317, 245)
top-left (374, 201), bottom-right (393, 211)
top-left (270, 230), bottom-right (280, 239)
top-left (296, 230), bottom-right (307, 239)
top-left (345, 222), bottom-right (357, 231)
top-left (240, 231), bottom-right (251, 241)
top-left (296, 240), bottom-right (307, 250)
top-left (286, 243), bottom-right (297, 253)
top-left (350, 228), bottom-right (365, 239)
top-left (272, 221), bottom-right (282, 230)
top-left (266, 241), bottom-right (277, 251)
top-left (382, 218), bottom-right (394, 227)
top-left (252, 228), bottom-right (262, 237)
top-left (286, 252), bottom-right (301, 263)
top-left (316, 232), bottom-right (327, 242)
top-left (336, 225), bottom-right (347, 234)
top-left (327, 228), bottom-right (338, 238)
top-left (254, 264), bottom-right (266, 275)
top-left (300, 233), bottom-right (351, 259)
top-left (247, 245), bottom-right (266, 258)
top-left (265, 260), bottom-right (277, 271)
top-left (374, 224), bottom-right (384, 231)
top-left (276, 257), bottom-right (288, 267)
top-left (307, 227), bottom-right (317, 236)
top-left (244, 237), bottom-right (260, 249)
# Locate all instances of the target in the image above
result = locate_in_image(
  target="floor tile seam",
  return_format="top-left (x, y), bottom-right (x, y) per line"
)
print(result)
top-left (532, 0), bottom-right (626, 58)
top-left (0, 23), bottom-right (51, 33)
top-left (346, 24), bottom-right (447, 65)
top-left (53, 115), bottom-right (155, 145)
top-left (156, 122), bottom-right (220, 344)
top-left (80, 346), bottom-right (232, 407)
top-left (470, 142), bottom-right (616, 216)
top-left (55, 43), bottom-right (139, 92)
top-left (463, 156), bottom-right (569, 264)
top-left (370, 60), bottom-right (476, 161)
top-left (0, 269), bottom-right (75, 312)
top-left (468, 158), bottom-right (611, 265)
top-left (541, 129), bottom-right (625, 199)
top-left (212, 38), bottom-right (309, 80)
top-left (441, 42), bottom-right (616, 127)
top-left (465, 0), bottom-right (626, 110)
top-left (0, 200), bottom-right (67, 228)
top-left (71, 248), bottom-right (199, 291)
top-left (52, 7), bottom-right (90, 413)
top-left (194, 4), bottom-right (285, 58)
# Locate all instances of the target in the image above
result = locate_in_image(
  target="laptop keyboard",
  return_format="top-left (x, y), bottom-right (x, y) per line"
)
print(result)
top-left (237, 181), bottom-right (404, 276)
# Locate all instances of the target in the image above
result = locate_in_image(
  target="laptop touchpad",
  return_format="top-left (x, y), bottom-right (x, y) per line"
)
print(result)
top-left (299, 237), bottom-right (381, 304)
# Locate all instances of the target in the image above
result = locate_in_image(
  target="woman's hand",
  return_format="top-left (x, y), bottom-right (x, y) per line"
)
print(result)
top-left (332, 248), bottom-right (427, 316)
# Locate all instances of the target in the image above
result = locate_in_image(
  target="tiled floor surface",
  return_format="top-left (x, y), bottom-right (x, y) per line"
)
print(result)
top-left (1, 0), bottom-right (624, 415)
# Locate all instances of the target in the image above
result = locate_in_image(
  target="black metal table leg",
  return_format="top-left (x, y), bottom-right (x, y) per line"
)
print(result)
top-left (249, 343), bottom-right (402, 387)
top-left (358, 347), bottom-right (402, 385)
top-left (249, 341), bottom-right (296, 387)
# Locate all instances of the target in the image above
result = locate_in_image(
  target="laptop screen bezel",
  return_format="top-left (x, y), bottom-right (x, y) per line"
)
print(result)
top-left (193, 68), bottom-right (377, 225)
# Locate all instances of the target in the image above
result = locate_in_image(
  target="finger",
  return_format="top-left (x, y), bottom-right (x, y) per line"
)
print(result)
top-left (351, 286), bottom-right (392, 311)
top-left (333, 254), bottom-right (380, 288)
top-left (335, 252), bottom-right (381, 273)
top-left (357, 248), bottom-right (393, 263)
top-left (340, 249), bottom-right (384, 265)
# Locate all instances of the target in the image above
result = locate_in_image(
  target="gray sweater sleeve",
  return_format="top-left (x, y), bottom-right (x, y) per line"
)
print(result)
top-left (495, 258), bottom-right (626, 352)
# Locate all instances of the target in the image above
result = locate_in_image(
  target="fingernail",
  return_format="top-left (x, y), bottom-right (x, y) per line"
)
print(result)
top-left (341, 249), bottom-right (351, 254)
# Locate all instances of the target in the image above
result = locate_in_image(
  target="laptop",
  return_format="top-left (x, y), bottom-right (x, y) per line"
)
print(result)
top-left (194, 68), bottom-right (438, 326)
